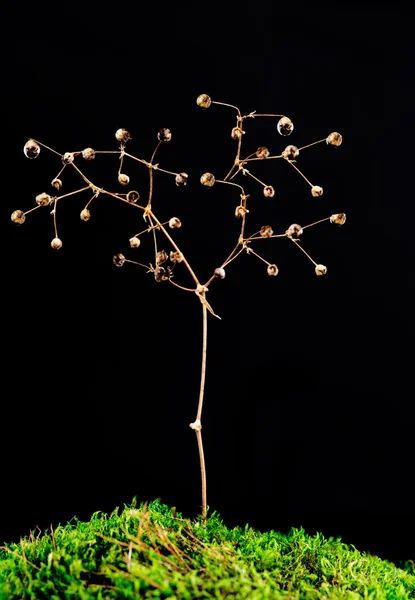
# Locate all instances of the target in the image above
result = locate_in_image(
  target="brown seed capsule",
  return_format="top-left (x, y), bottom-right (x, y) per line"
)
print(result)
top-left (214, 267), bottom-right (226, 279)
top-left (231, 127), bottom-right (243, 139)
top-left (115, 128), bottom-right (131, 143)
top-left (154, 266), bottom-right (166, 281)
top-left (24, 139), bottom-right (40, 159)
top-left (170, 250), bottom-right (183, 263)
top-left (156, 250), bottom-right (168, 265)
top-left (175, 172), bottom-right (188, 186)
top-left (36, 192), bottom-right (51, 206)
top-left (51, 237), bottom-right (63, 250)
top-left (129, 236), bottom-right (141, 248)
top-left (277, 116), bottom-right (294, 136)
top-left (157, 128), bottom-right (172, 143)
top-left (62, 152), bottom-right (74, 164)
top-left (51, 178), bottom-right (62, 190)
top-left (82, 147), bottom-right (95, 160)
top-left (282, 145), bottom-right (299, 160)
top-left (169, 217), bottom-right (182, 229)
top-left (311, 185), bottom-right (323, 197)
top-left (267, 264), bottom-right (279, 277)
top-left (315, 264), bottom-right (327, 276)
top-left (235, 205), bottom-right (249, 218)
top-left (263, 185), bottom-right (275, 198)
top-left (260, 225), bottom-right (274, 238)
top-left (118, 173), bottom-right (130, 186)
top-left (330, 213), bottom-right (347, 225)
top-left (326, 132), bottom-right (343, 147)
top-left (113, 253), bottom-right (125, 267)
top-left (200, 172), bottom-right (215, 187)
top-left (127, 190), bottom-right (140, 203)
top-left (286, 223), bottom-right (303, 238)
top-left (196, 94), bottom-right (211, 108)
top-left (11, 210), bottom-right (26, 224)
top-left (256, 146), bottom-right (270, 159)
top-left (80, 208), bottom-right (91, 221)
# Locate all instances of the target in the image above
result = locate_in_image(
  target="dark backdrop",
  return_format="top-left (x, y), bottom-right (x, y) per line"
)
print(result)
top-left (3, 3), bottom-right (414, 568)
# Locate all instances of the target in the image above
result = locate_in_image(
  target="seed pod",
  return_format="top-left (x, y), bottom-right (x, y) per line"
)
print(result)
top-left (260, 225), bottom-right (274, 238)
top-left (156, 250), bottom-right (168, 266)
top-left (330, 213), bottom-right (346, 225)
top-left (311, 185), bottom-right (323, 197)
top-left (157, 128), bottom-right (172, 143)
top-left (51, 237), bottom-right (63, 250)
top-left (214, 267), bottom-right (226, 279)
top-left (256, 146), bottom-right (270, 159)
top-left (11, 210), bottom-right (26, 224)
top-left (235, 205), bottom-right (249, 218)
top-left (175, 172), bottom-right (188, 186)
top-left (169, 217), bottom-right (182, 229)
top-left (263, 185), bottom-right (275, 198)
top-left (23, 139), bottom-right (40, 159)
top-left (62, 152), bottom-right (74, 164)
top-left (154, 266), bottom-right (166, 281)
top-left (127, 190), bottom-right (140, 203)
top-left (326, 132), bottom-right (342, 147)
top-left (315, 264), bottom-right (327, 276)
top-left (282, 145), bottom-right (299, 160)
top-left (80, 208), bottom-right (91, 221)
top-left (115, 128), bottom-right (131, 143)
top-left (82, 147), bottom-right (95, 160)
top-left (196, 94), bottom-right (211, 108)
top-left (286, 223), bottom-right (303, 238)
top-left (118, 173), bottom-right (130, 186)
top-left (231, 127), bottom-right (243, 139)
top-left (129, 236), bottom-right (141, 248)
top-left (200, 172), bottom-right (215, 187)
top-left (36, 192), bottom-right (51, 206)
top-left (277, 116), bottom-right (294, 136)
top-left (113, 253), bottom-right (125, 267)
top-left (170, 251), bottom-right (183, 263)
top-left (267, 264), bottom-right (279, 276)
top-left (51, 178), bottom-right (62, 190)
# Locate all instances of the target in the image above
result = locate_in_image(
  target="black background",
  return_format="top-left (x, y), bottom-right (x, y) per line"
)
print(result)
top-left (3, 3), bottom-right (414, 569)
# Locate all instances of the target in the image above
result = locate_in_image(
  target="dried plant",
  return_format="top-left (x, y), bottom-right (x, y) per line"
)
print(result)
top-left (11, 94), bottom-right (345, 520)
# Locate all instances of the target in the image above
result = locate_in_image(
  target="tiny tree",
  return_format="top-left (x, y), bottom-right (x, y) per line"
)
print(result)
top-left (11, 94), bottom-right (345, 520)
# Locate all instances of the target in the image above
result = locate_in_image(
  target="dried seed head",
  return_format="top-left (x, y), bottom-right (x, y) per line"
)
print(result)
top-left (170, 250), bottom-right (183, 263)
top-left (175, 172), bottom-right (188, 186)
top-left (157, 128), bottom-right (172, 143)
top-left (36, 192), bottom-right (51, 206)
top-left (24, 138), bottom-right (40, 159)
top-left (311, 185), bottom-right (323, 197)
top-left (82, 147), bottom-right (95, 160)
top-left (115, 128), bottom-right (131, 143)
top-left (80, 208), bottom-right (91, 221)
top-left (282, 145), bottom-right (299, 160)
top-left (277, 116), bottom-right (294, 136)
top-left (214, 267), bottom-right (226, 279)
top-left (196, 93), bottom-right (211, 108)
top-left (315, 264), bottom-right (327, 276)
top-left (129, 236), bottom-right (141, 248)
top-left (51, 178), bottom-right (62, 190)
top-left (263, 185), bottom-right (275, 198)
top-left (200, 172), bottom-right (215, 187)
top-left (235, 205), bottom-right (249, 218)
top-left (256, 146), bottom-right (270, 159)
top-left (286, 223), bottom-right (303, 238)
top-left (62, 152), bottom-right (74, 164)
top-left (11, 210), bottom-right (26, 224)
top-left (231, 127), bottom-right (244, 139)
top-left (154, 266), bottom-right (166, 281)
top-left (169, 217), bottom-right (182, 229)
top-left (326, 132), bottom-right (343, 147)
top-left (260, 225), bottom-right (274, 238)
top-left (127, 190), bottom-right (140, 203)
top-left (113, 253), bottom-right (125, 267)
top-left (330, 213), bottom-right (347, 225)
top-left (156, 250), bottom-right (168, 265)
top-left (51, 237), bottom-right (63, 250)
top-left (118, 173), bottom-right (130, 186)
top-left (267, 264), bottom-right (279, 277)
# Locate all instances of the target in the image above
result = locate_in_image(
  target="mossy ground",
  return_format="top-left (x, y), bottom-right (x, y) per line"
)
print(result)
top-left (1, 498), bottom-right (414, 599)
